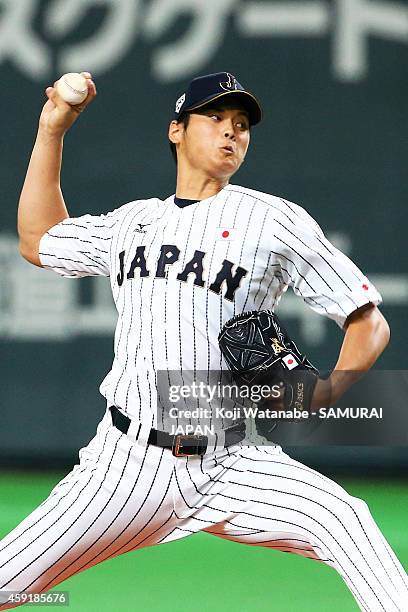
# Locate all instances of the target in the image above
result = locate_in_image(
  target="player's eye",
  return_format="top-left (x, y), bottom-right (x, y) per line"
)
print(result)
top-left (237, 121), bottom-right (249, 130)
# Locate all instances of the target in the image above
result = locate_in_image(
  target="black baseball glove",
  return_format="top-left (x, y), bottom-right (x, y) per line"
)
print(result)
top-left (218, 310), bottom-right (320, 441)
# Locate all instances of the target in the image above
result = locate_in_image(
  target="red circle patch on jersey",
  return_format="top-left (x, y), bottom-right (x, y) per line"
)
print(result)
top-left (287, 359), bottom-right (294, 365)
top-left (222, 230), bottom-right (229, 238)
top-left (362, 284), bottom-right (369, 290)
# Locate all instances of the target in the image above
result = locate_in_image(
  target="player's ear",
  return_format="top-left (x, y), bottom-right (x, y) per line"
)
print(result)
top-left (168, 120), bottom-right (183, 145)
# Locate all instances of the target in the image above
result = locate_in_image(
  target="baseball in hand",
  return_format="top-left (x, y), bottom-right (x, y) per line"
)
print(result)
top-left (56, 73), bottom-right (89, 105)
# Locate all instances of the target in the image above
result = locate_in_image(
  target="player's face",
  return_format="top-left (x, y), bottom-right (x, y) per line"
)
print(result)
top-left (175, 102), bottom-right (250, 180)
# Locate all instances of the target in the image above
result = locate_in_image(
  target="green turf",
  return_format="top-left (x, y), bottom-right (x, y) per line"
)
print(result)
top-left (0, 472), bottom-right (407, 611)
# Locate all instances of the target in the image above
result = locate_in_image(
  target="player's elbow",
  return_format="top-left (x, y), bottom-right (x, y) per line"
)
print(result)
top-left (18, 239), bottom-right (42, 268)
top-left (17, 217), bottom-right (43, 267)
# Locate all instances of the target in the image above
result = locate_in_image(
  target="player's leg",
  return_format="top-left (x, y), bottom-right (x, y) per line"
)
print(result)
top-left (0, 412), bottom-right (178, 610)
top-left (177, 445), bottom-right (408, 612)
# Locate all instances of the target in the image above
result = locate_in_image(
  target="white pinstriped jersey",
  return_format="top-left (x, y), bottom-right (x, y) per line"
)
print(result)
top-left (39, 184), bottom-right (381, 425)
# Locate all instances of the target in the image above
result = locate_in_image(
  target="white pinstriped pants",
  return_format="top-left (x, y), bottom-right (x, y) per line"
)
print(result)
top-left (0, 410), bottom-right (407, 611)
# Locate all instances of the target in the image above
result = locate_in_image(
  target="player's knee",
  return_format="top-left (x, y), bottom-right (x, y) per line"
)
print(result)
top-left (318, 491), bottom-right (373, 537)
top-left (347, 494), bottom-right (371, 518)
top-left (337, 493), bottom-right (375, 535)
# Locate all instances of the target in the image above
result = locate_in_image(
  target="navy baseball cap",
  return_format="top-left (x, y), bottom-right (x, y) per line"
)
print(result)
top-left (174, 72), bottom-right (262, 126)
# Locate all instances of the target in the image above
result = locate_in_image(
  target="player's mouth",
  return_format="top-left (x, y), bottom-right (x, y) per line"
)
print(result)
top-left (221, 145), bottom-right (234, 155)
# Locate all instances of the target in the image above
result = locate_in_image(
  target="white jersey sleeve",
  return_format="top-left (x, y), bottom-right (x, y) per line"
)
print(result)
top-left (272, 201), bottom-right (382, 328)
top-left (38, 202), bottom-right (135, 277)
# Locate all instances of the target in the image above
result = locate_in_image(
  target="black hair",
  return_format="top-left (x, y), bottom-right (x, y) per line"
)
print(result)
top-left (169, 112), bottom-right (191, 164)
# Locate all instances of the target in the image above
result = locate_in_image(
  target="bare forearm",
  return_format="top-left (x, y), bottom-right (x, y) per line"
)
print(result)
top-left (18, 128), bottom-right (69, 264)
top-left (312, 304), bottom-right (390, 408)
top-left (331, 305), bottom-right (390, 402)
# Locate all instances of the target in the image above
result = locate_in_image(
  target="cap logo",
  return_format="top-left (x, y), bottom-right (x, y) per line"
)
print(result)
top-left (219, 73), bottom-right (238, 92)
top-left (175, 93), bottom-right (186, 114)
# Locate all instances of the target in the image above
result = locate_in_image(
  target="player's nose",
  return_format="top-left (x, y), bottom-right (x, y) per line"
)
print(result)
top-left (223, 120), bottom-right (235, 139)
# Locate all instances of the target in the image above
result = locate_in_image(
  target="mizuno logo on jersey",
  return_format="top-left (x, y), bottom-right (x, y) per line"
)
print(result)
top-left (116, 244), bottom-right (248, 302)
top-left (134, 223), bottom-right (150, 234)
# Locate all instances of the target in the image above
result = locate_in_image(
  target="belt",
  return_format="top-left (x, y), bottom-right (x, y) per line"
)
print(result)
top-left (109, 406), bottom-right (246, 457)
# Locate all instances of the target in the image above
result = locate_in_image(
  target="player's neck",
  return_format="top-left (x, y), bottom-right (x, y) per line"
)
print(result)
top-left (175, 168), bottom-right (229, 201)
